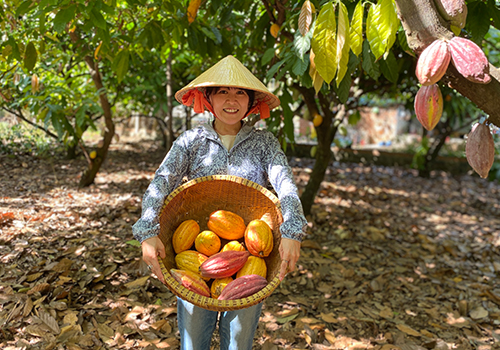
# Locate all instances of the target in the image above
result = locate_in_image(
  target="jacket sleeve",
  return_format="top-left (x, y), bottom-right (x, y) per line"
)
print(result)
top-left (132, 135), bottom-right (190, 243)
top-left (265, 136), bottom-right (308, 242)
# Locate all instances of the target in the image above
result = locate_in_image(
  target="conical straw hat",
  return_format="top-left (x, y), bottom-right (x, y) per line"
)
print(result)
top-left (175, 55), bottom-right (280, 111)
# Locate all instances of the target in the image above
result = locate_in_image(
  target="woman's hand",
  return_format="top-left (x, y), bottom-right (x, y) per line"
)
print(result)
top-left (278, 237), bottom-right (301, 281)
top-left (141, 236), bottom-right (167, 284)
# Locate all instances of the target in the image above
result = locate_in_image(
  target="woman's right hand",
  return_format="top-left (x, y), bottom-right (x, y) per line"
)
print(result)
top-left (141, 236), bottom-right (167, 284)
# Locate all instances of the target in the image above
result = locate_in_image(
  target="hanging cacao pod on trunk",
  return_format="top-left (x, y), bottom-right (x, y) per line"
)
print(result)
top-left (433, 0), bottom-right (467, 29)
top-left (465, 123), bottom-right (495, 179)
top-left (414, 84), bottom-right (443, 131)
top-left (449, 37), bottom-right (490, 84)
top-left (416, 39), bottom-right (451, 86)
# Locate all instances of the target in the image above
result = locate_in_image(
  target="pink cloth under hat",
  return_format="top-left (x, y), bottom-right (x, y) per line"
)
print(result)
top-left (175, 55), bottom-right (280, 119)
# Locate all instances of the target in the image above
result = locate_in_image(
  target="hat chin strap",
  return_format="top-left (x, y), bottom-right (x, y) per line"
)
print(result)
top-left (182, 88), bottom-right (270, 120)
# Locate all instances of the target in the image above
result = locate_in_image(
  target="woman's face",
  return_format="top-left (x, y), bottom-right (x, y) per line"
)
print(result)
top-left (209, 87), bottom-right (250, 125)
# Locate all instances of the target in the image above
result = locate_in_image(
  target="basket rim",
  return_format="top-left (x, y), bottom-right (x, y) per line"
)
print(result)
top-left (159, 175), bottom-right (283, 311)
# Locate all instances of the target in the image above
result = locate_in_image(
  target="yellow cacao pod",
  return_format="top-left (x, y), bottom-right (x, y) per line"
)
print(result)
top-left (170, 269), bottom-right (210, 297)
top-left (221, 240), bottom-right (246, 252)
top-left (172, 219), bottom-right (200, 254)
top-left (414, 84), bottom-right (443, 131)
top-left (236, 256), bottom-right (267, 279)
top-left (449, 36), bottom-right (490, 84)
top-left (195, 230), bottom-right (221, 257)
top-left (415, 39), bottom-right (451, 86)
top-left (175, 250), bottom-right (208, 279)
top-left (244, 219), bottom-right (273, 258)
top-left (210, 277), bottom-right (233, 299)
top-left (207, 210), bottom-right (246, 240)
top-left (270, 23), bottom-right (280, 38)
top-left (465, 123), bottom-right (495, 179)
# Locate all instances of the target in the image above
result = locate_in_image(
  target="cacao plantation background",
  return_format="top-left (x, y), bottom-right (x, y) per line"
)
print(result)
top-left (1, 0), bottom-right (500, 349)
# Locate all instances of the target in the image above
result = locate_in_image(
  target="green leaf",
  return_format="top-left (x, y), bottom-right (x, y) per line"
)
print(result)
top-left (126, 240), bottom-right (141, 247)
top-left (488, 0), bottom-right (500, 30)
top-left (211, 26), bottom-right (222, 44)
top-left (53, 5), bottom-right (76, 34)
top-left (349, 1), bottom-right (364, 57)
top-left (112, 49), bottom-right (129, 83)
top-left (466, 1), bottom-right (491, 43)
top-left (292, 56), bottom-right (309, 76)
top-left (311, 2), bottom-right (337, 84)
top-left (24, 42), bottom-right (37, 72)
top-left (91, 8), bottom-right (107, 29)
top-left (294, 29), bottom-right (312, 59)
top-left (262, 48), bottom-right (275, 66)
top-left (361, 40), bottom-right (380, 80)
top-left (379, 50), bottom-right (399, 83)
top-left (366, 2), bottom-right (385, 60)
top-left (348, 110), bottom-right (361, 125)
top-left (335, 2), bottom-right (350, 87)
top-left (266, 59), bottom-right (286, 80)
top-left (280, 88), bottom-right (295, 142)
top-left (16, 1), bottom-right (33, 17)
top-left (397, 28), bottom-right (414, 57)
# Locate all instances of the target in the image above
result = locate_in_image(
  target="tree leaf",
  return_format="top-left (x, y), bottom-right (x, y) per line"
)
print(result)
top-left (336, 2), bottom-right (350, 87)
top-left (292, 55), bottom-right (309, 76)
top-left (379, 50), bottom-right (399, 83)
top-left (294, 29), bottom-right (312, 59)
top-left (112, 49), bottom-right (130, 83)
top-left (362, 40), bottom-right (380, 80)
top-left (262, 48), bottom-right (275, 66)
top-left (298, 0), bottom-right (315, 36)
top-left (366, 2), bottom-right (385, 61)
top-left (380, 0), bottom-right (399, 59)
top-left (466, 1), bottom-right (491, 44)
top-left (349, 1), bottom-right (364, 57)
top-left (53, 5), bottom-right (76, 34)
top-left (311, 2), bottom-right (337, 84)
top-left (24, 41), bottom-right (37, 72)
top-left (91, 8), bottom-right (107, 30)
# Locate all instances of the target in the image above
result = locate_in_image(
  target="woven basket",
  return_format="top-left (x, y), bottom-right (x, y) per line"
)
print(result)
top-left (158, 175), bottom-right (283, 311)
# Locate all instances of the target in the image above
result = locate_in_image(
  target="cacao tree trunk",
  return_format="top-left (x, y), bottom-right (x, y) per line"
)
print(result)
top-left (394, 0), bottom-right (500, 128)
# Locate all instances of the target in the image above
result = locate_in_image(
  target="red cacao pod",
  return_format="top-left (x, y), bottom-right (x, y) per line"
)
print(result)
top-left (170, 269), bottom-right (211, 297)
top-left (218, 274), bottom-right (268, 300)
top-left (414, 84), bottom-right (443, 131)
top-left (449, 37), bottom-right (490, 84)
top-left (199, 250), bottom-right (250, 279)
top-left (465, 123), bottom-right (495, 179)
top-left (415, 39), bottom-right (451, 86)
top-left (433, 0), bottom-right (467, 29)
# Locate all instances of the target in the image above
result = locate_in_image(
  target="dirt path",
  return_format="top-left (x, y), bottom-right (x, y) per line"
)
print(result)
top-left (1, 140), bottom-right (500, 349)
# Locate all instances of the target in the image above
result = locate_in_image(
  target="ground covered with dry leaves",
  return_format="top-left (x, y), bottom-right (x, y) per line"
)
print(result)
top-left (1, 139), bottom-right (500, 350)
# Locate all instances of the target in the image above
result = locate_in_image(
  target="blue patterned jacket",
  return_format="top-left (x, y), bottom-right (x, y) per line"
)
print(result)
top-left (132, 121), bottom-right (308, 243)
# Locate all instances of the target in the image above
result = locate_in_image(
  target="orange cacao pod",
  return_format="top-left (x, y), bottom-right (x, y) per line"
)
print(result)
top-left (187, 0), bottom-right (201, 24)
top-left (200, 250), bottom-right (250, 279)
top-left (175, 250), bottom-right (208, 275)
top-left (449, 37), bottom-right (490, 84)
top-left (414, 84), bottom-right (443, 131)
top-left (270, 23), bottom-right (280, 38)
top-left (170, 269), bottom-right (210, 297)
top-left (244, 219), bottom-right (273, 257)
top-left (218, 274), bottom-right (268, 300)
top-left (172, 219), bottom-right (200, 254)
top-left (210, 277), bottom-right (233, 299)
top-left (207, 210), bottom-right (246, 240)
top-left (415, 39), bottom-right (451, 86)
top-left (195, 230), bottom-right (221, 256)
top-left (221, 240), bottom-right (246, 252)
top-left (433, 0), bottom-right (467, 29)
top-left (236, 256), bottom-right (267, 279)
top-left (465, 123), bottom-right (495, 179)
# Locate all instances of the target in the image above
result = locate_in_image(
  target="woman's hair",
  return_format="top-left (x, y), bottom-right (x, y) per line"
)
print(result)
top-left (204, 87), bottom-right (256, 113)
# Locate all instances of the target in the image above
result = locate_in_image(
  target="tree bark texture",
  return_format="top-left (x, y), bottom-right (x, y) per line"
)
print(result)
top-left (394, 0), bottom-right (500, 128)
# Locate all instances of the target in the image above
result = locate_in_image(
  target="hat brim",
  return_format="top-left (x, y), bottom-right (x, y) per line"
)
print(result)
top-left (175, 56), bottom-right (280, 112)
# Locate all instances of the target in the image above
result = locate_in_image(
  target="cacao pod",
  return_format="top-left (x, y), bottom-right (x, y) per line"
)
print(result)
top-left (244, 219), bottom-right (274, 257)
top-left (236, 256), bottom-right (267, 279)
top-left (175, 250), bottom-right (208, 279)
top-left (465, 123), bottom-right (495, 179)
top-left (449, 37), bottom-right (490, 84)
top-left (221, 240), bottom-right (246, 252)
top-left (200, 250), bottom-right (250, 279)
top-left (415, 39), bottom-right (451, 86)
top-left (170, 269), bottom-right (211, 297)
top-left (187, 0), bottom-right (201, 24)
top-left (218, 274), bottom-right (268, 300)
top-left (433, 0), bottom-right (467, 29)
top-left (270, 23), bottom-right (280, 38)
top-left (414, 84), bottom-right (443, 131)
top-left (172, 219), bottom-right (200, 254)
top-left (207, 210), bottom-right (246, 240)
top-left (210, 277), bottom-right (233, 299)
top-left (195, 230), bottom-right (221, 256)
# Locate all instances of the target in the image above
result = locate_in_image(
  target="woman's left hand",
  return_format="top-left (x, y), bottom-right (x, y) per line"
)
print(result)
top-left (278, 237), bottom-right (301, 280)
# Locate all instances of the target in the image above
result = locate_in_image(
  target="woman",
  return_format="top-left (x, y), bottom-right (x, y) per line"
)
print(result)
top-left (132, 55), bottom-right (307, 350)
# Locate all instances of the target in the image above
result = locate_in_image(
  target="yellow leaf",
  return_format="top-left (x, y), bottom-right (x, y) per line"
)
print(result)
top-left (336, 2), bottom-right (350, 87)
top-left (396, 323), bottom-right (422, 337)
top-left (124, 276), bottom-right (150, 289)
top-left (94, 41), bottom-right (102, 60)
top-left (187, 0), bottom-right (202, 24)
top-left (311, 2), bottom-right (337, 84)
top-left (349, 1), bottom-right (364, 57)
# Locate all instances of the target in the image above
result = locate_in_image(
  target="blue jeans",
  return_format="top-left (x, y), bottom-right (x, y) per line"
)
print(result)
top-left (177, 297), bottom-right (263, 350)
